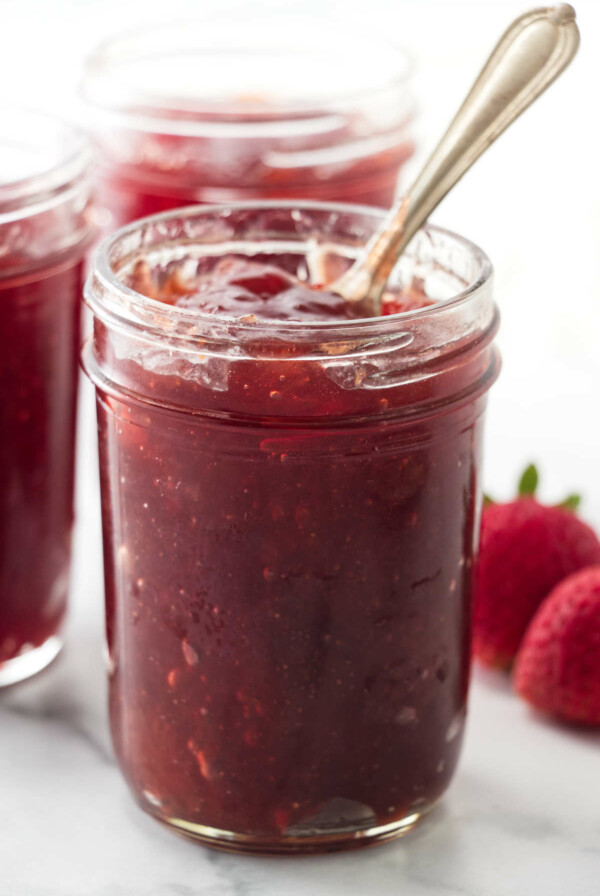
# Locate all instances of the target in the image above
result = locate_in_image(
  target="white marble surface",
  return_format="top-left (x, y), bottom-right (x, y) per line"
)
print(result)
top-left (3, 585), bottom-right (600, 895)
top-left (2, 0), bottom-right (600, 892)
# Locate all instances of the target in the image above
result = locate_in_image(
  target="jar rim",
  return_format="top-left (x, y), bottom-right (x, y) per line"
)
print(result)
top-left (0, 107), bottom-right (93, 223)
top-left (81, 17), bottom-right (414, 139)
top-left (87, 200), bottom-right (493, 347)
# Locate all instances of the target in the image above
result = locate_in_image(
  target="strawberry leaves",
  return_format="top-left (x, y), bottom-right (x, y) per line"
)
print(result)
top-left (518, 464), bottom-right (539, 497)
top-left (484, 464), bottom-right (582, 514)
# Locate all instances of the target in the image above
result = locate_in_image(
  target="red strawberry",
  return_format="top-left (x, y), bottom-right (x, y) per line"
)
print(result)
top-left (514, 566), bottom-right (600, 725)
top-left (474, 465), bottom-right (600, 668)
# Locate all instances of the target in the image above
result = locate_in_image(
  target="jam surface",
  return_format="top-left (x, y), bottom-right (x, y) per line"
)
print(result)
top-left (97, 256), bottom-right (486, 844)
top-left (0, 258), bottom-right (83, 664)
top-left (129, 256), bottom-right (432, 321)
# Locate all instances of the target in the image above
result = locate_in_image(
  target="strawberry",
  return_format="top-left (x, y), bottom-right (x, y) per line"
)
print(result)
top-left (514, 566), bottom-right (600, 725)
top-left (473, 465), bottom-right (600, 668)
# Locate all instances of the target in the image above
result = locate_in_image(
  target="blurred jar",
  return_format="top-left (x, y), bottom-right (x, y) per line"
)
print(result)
top-left (81, 17), bottom-right (416, 227)
top-left (0, 110), bottom-right (94, 685)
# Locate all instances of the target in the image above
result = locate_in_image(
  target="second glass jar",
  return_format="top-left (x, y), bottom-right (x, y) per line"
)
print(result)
top-left (0, 110), bottom-right (94, 685)
top-left (81, 17), bottom-right (415, 227)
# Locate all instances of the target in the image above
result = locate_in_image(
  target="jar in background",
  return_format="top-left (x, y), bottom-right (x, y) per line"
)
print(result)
top-left (81, 18), bottom-right (415, 227)
top-left (83, 203), bottom-right (499, 853)
top-left (0, 110), bottom-right (94, 685)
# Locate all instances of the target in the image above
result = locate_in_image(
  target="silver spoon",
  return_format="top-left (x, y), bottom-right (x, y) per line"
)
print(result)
top-left (332, 4), bottom-right (580, 315)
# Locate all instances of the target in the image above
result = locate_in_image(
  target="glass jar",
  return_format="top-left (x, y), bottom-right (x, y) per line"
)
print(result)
top-left (83, 203), bottom-right (499, 853)
top-left (0, 109), bottom-right (94, 685)
top-left (81, 17), bottom-right (415, 228)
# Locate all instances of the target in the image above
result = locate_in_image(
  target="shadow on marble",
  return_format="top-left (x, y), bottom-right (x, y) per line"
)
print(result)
top-left (472, 663), bottom-right (512, 695)
top-left (515, 703), bottom-right (600, 750)
top-left (0, 624), bottom-right (112, 763)
top-left (474, 660), bottom-right (600, 749)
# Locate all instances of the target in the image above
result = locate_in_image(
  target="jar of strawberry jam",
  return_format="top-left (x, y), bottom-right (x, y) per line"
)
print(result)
top-left (83, 203), bottom-right (499, 853)
top-left (0, 110), bottom-right (94, 685)
top-left (81, 17), bottom-right (415, 228)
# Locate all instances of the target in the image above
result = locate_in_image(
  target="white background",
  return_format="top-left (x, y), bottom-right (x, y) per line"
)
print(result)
top-left (1, 2), bottom-right (599, 894)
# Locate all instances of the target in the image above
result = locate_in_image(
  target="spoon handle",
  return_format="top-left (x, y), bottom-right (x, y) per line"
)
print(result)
top-left (335, 4), bottom-right (580, 310)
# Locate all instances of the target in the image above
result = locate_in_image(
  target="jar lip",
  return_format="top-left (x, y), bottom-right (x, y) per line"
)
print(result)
top-left (88, 200), bottom-right (493, 343)
top-left (81, 17), bottom-right (415, 139)
top-left (0, 107), bottom-right (93, 222)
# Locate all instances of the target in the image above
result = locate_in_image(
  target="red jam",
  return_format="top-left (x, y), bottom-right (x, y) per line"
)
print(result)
top-left (0, 113), bottom-right (93, 682)
top-left (86, 207), bottom-right (499, 852)
top-left (129, 257), bottom-right (432, 320)
top-left (0, 258), bottom-right (84, 664)
top-left (98, 129), bottom-right (415, 227)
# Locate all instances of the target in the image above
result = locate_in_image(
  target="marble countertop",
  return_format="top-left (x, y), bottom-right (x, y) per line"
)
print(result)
top-left (3, 537), bottom-right (600, 896)
top-left (2, 0), bottom-right (600, 892)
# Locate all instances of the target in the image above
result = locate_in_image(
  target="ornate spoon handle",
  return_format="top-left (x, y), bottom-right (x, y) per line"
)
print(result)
top-left (333, 4), bottom-right (580, 313)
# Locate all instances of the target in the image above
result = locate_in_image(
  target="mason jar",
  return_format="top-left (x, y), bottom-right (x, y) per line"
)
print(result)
top-left (83, 202), bottom-right (499, 853)
top-left (81, 17), bottom-right (415, 227)
top-left (0, 109), bottom-right (94, 685)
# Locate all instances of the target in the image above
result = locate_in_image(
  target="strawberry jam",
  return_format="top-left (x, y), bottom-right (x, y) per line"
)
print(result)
top-left (0, 112), bottom-right (93, 685)
top-left (84, 204), bottom-right (500, 852)
top-left (82, 21), bottom-right (415, 226)
top-left (93, 130), bottom-right (415, 228)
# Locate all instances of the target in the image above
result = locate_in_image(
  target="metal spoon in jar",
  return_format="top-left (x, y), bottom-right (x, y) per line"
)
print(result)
top-left (331, 4), bottom-right (580, 316)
